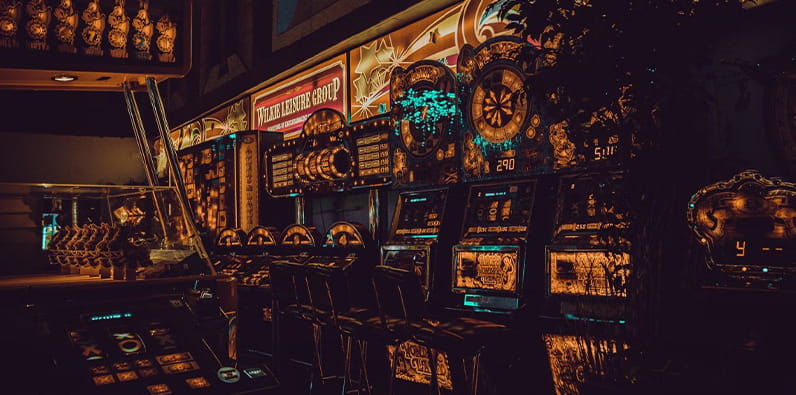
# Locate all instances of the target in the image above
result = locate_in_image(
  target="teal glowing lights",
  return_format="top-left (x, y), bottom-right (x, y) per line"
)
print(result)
top-left (396, 88), bottom-right (457, 129)
top-left (563, 313), bottom-right (626, 325)
top-left (89, 312), bottom-right (132, 321)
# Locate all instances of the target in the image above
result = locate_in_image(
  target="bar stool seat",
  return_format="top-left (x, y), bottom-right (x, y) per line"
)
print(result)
top-left (412, 317), bottom-right (509, 356)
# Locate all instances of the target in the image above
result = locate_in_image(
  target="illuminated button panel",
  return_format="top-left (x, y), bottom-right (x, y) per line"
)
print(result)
top-left (186, 376), bottom-right (211, 389)
top-left (147, 383), bottom-right (173, 395)
top-left (156, 352), bottom-right (194, 366)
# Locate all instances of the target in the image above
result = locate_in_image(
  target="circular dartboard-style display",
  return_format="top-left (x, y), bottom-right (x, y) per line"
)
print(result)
top-left (469, 65), bottom-right (529, 145)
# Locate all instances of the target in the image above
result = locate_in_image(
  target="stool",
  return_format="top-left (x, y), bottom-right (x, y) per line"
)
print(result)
top-left (371, 266), bottom-right (431, 395)
top-left (375, 265), bottom-right (510, 395)
top-left (270, 261), bottom-right (312, 374)
top-left (270, 260), bottom-right (330, 390)
top-left (305, 260), bottom-right (379, 394)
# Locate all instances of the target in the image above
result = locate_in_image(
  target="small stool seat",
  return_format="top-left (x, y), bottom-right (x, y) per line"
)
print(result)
top-left (412, 317), bottom-right (509, 356)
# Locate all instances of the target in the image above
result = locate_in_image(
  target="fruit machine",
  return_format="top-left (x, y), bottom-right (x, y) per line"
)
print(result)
top-left (382, 59), bottom-right (464, 309)
top-left (0, 276), bottom-right (278, 395)
top-left (539, 171), bottom-right (633, 395)
top-left (446, 36), bottom-right (555, 318)
top-left (679, 170), bottom-right (796, 393)
top-left (263, 107), bottom-right (393, 287)
top-left (212, 227), bottom-right (248, 278)
top-left (177, 130), bottom-right (282, 247)
top-left (225, 225), bottom-right (284, 361)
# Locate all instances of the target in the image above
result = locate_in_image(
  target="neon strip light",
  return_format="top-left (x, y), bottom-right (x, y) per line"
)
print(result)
top-left (407, 234), bottom-right (437, 239)
top-left (409, 197), bottom-right (428, 203)
top-left (461, 245), bottom-right (516, 252)
top-left (484, 191), bottom-right (507, 197)
top-left (564, 313), bottom-right (626, 325)
top-left (89, 313), bottom-right (133, 321)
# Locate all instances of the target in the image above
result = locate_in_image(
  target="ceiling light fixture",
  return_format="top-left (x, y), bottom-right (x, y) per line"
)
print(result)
top-left (51, 74), bottom-right (78, 82)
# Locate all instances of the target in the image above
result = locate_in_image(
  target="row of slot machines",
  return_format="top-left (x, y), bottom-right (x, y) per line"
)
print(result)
top-left (252, 36), bottom-right (635, 394)
top-left (210, 222), bottom-right (374, 360)
top-left (192, 35), bottom-right (795, 393)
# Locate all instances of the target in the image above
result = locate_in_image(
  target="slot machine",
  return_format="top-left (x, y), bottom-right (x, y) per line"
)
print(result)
top-left (540, 171), bottom-right (633, 395)
top-left (381, 60), bottom-right (463, 306)
top-left (212, 227), bottom-right (248, 277)
top-left (680, 170), bottom-right (796, 393)
top-left (449, 36), bottom-right (549, 317)
top-left (536, 78), bottom-right (637, 395)
top-left (373, 60), bottom-right (466, 390)
top-left (213, 226), bottom-right (283, 358)
top-left (688, 170), bottom-right (796, 291)
top-left (264, 109), bottom-right (393, 387)
top-left (176, 130), bottom-right (282, 245)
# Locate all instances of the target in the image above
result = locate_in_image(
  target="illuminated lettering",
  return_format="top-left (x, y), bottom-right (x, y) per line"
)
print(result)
top-left (496, 158), bottom-right (515, 172)
top-left (735, 240), bottom-right (746, 257)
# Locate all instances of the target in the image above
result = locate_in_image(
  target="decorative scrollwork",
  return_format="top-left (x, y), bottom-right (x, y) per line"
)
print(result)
top-left (0, 0), bottom-right (23, 48)
top-left (107, 0), bottom-right (129, 58)
top-left (53, 0), bottom-right (77, 52)
top-left (24, 0), bottom-right (50, 50)
top-left (132, 0), bottom-right (152, 59)
top-left (81, 0), bottom-right (105, 55)
top-left (155, 12), bottom-right (175, 62)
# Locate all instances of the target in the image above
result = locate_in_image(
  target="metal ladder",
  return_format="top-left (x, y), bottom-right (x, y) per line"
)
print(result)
top-left (121, 77), bottom-right (214, 273)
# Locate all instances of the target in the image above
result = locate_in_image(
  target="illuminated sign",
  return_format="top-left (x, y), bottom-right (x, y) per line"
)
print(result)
top-left (164, 97), bottom-right (250, 152)
top-left (687, 169), bottom-right (796, 286)
top-left (238, 134), bottom-right (259, 231)
top-left (387, 341), bottom-right (452, 390)
top-left (252, 55), bottom-right (346, 139)
top-left (349, 0), bottom-right (516, 122)
top-left (543, 334), bottom-right (629, 395)
top-left (548, 249), bottom-right (630, 297)
top-left (452, 245), bottom-right (520, 294)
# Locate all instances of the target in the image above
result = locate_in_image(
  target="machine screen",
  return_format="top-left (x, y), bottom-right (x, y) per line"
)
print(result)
top-left (452, 245), bottom-right (520, 295)
top-left (554, 173), bottom-right (629, 238)
top-left (391, 189), bottom-right (448, 241)
top-left (461, 181), bottom-right (535, 240)
top-left (547, 249), bottom-right (630, 298)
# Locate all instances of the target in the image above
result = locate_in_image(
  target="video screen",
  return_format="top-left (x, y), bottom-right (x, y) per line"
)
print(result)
top-left (555, 173), bottom-right (629, 238)
top-left (547, 249), bottom-right (630, 297)
top-left (391, 189), bottom-right (448, 241)
top-left (461, 181), bottom-right (535, 240)
top-left (452, 246), bottom-right (520, 294)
